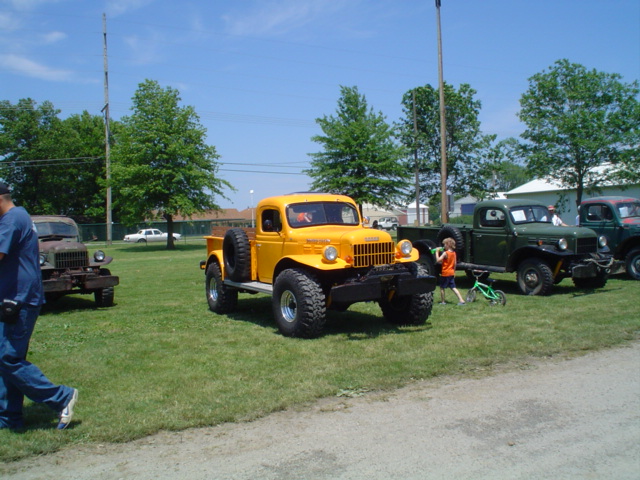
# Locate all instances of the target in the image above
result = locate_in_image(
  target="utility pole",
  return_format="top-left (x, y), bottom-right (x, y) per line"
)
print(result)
top-left (435, 0), bottom-right (448, 223)
top-left (412, 90), bottom-right (421, 226)
top-left (102, 13), bottom-right (112, 245)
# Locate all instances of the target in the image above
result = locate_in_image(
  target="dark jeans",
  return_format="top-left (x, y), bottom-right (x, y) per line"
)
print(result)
top-left (0, 304), bottom-right (73, 429)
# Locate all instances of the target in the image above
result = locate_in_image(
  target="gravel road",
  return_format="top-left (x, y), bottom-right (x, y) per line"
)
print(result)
top-left (2, 342), bottom-right (639, 480)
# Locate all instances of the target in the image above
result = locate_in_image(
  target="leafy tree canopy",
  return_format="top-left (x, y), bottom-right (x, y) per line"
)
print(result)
top-left (111, 79), bottom-right (232, 249)
top-left (395, 83), bottom-right (495, 205)
top-left (0, 98), bottom-right (109, 221)
top-left (306, 85), bottom-right (410, 209)
top-left (518, 59), bottom-right (640, 206)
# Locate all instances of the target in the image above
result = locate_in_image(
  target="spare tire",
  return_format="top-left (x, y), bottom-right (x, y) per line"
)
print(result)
top-left (223, 228), bottom-right (251, 282)
top-left (436, 225), bottom-right (465, 258)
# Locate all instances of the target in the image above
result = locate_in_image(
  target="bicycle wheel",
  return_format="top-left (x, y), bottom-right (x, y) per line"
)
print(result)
top-left (489, 290), bottom-right (506, 306)
top-left (465, 287), bottom-right (477, 303)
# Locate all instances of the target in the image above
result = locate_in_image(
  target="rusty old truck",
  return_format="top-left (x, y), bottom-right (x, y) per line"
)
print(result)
top-left (200, 192), bottom-right (436, 337)
top-left (33, 215), bottom-right (119, 307)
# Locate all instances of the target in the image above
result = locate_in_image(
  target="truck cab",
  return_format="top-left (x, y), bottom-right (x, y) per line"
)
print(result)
top-left (579, 196), bottom-right (640, 279)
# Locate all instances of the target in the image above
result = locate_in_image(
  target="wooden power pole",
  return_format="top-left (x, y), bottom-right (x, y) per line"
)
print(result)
top-left (435, 0), bottom-right (448, 223)
top-left (102, 13), bottom-right (112, 245)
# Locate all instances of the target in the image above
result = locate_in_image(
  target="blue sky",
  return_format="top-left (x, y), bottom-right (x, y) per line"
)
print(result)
top-left (1, 0), bottom-right (638, 210)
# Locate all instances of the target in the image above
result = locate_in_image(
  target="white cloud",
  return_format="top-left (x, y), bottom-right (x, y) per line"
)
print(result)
top-left (105, 0), bottom-right (156, 17)
top-left (223, 0), bottom-right (351, 37)
top-left (6, 0), bottom-right (66, 11)
top-left (41, 31), bottom-right (67, 44)
top-left (123, 33), bottom-right (163, 65)
top-left (0, 53), bottom-right (73, 81)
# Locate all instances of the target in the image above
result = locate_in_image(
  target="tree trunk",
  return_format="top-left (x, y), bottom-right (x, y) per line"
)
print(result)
top-left (164, 213), bottom-right (176, 250)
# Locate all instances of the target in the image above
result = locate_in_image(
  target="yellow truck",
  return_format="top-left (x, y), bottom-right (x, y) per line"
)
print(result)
top-left (200, 192), bottom-right (436, 337)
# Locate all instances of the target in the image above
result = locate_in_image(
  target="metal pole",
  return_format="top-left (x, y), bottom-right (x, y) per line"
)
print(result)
top-left (102, 13), bottom-right (112, 245)
top-left (435, 0), bottom-right (448, 224)
top-left (412, 90), bottom-right (421, 226)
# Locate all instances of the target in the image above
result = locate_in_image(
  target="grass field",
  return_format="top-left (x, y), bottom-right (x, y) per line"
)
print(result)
top-left (1, 238), bottom-right (638, 462)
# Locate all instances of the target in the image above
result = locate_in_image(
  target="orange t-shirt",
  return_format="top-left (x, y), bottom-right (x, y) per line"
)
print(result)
top-left (441, 250), bottom-right (456, 276)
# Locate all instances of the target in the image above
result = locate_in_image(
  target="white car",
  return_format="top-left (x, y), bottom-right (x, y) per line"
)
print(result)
top-left (123, 228), bottom-right (181, 243)
top-left (377, 217), bottom-right (399, 231)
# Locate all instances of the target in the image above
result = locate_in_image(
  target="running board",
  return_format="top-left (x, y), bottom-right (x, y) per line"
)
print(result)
top-left (457, 262), bottom-right (506, 273)
top-left (223, 280), bottom-right (273, 295)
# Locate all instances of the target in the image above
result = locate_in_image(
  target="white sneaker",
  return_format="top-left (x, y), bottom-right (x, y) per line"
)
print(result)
top-left (57, 389), bottom-right (78, 430)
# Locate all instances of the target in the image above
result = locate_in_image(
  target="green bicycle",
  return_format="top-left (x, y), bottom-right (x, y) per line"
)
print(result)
top-left (466, 270), bottom-right (507, 306)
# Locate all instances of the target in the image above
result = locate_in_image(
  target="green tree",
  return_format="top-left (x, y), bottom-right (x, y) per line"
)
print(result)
top-left (0, 99), bottom-right (108, 220)
top-left (0, 98), bottom-right (62, 211)
top-left (396, 83), bottom-right (495, 207)
top-left (518, 59), bottom-right (640, 206)
top-left (484, 137), bottom-right (533, 193)
top-left (111, 79), bottom-right (232, 249)
top-left (306, 86), bottom-right (410, 210)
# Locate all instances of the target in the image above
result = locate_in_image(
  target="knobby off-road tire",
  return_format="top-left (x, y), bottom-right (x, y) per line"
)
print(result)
top-left (573, 269), bottom-right (608, 289)
top-left (379, 263), bottom-right (434, 326)
top-left (516, 258), bottom-right (554, 296)
top-left (436, 225), bottom-right (465, 258)
top-left (625, 248), bottom-right (640, 280)
top-left (206, 262), bottom-right (238, 314)
top-left (223, 228), bottom-right (251, 282)
top-left (272, 269), bottom-right (326, 338)
top-left (413, 240), bottom-right (439, 278)
top-left (94, 268), bottom-right (115, 307)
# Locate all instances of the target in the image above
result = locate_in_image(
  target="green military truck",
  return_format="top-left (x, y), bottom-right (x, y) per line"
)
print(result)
top-left (397, 198), bottom-right (612, 296)
top-left (579, 196), bottom-right (640, 280)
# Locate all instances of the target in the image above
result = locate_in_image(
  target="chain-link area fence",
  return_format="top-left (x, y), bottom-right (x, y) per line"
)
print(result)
top-left (78, 219), bottom-right (250, 242)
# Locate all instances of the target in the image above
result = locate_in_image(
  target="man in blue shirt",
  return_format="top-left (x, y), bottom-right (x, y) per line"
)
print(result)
top-left (0, 182), bottom-right (78, 430)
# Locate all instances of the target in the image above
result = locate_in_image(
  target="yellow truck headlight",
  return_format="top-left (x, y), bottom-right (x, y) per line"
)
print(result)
top-left (397, 240), bottom-right (413, 257)
top-left (323, 245), bottom-right (338, 262)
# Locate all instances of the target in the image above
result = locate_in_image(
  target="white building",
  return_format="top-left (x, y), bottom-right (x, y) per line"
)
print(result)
top-left (405, 201), bottom-right (429, 225)
top-left (505, 165), bottom-right (639, 225)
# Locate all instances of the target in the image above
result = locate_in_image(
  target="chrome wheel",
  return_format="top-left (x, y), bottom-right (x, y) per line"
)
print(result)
top-left (280, 289), bottom-right (297, 323)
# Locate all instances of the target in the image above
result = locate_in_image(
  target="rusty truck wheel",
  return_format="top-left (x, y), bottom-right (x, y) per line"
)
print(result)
top-left (223, 228), bottom-right (251, 282)
top-left (272, 269), bottom-right (326, 338)
top-left (95, 287), bottom-right (114, 307)
top-left (517, 258), bottom-right (554, 296)
top-left (379, 263), bottom-right (434, 325)
top-left (94, 268), bottom-right (115, 307)
top-left (206, 262), bottom-right (238, 313)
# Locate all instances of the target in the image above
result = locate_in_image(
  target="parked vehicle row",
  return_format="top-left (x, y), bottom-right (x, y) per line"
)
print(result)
top-left (397, 198), bottom-right (614, 296)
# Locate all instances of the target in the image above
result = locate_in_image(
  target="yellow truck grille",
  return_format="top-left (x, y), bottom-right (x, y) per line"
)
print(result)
top-left (353, 242), bottom-right (395, 267)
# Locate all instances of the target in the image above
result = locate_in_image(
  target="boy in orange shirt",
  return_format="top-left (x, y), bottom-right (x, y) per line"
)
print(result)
top-left (434, 237), bottom-right (465, 305)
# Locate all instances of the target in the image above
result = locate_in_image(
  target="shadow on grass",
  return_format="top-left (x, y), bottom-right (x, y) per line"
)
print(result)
top-left (222, 295), bottom-right (432, 339)
top-left (40, 295), bottom-right (115, 315)
top-left (19, 403), bottom-right (82, 432)
top-left (455, 272), bottom-right (620, 299)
